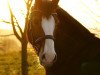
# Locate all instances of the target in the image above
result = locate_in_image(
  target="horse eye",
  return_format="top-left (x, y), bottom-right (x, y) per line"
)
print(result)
top-left (34, 21), bottom-right (38, 25)
top-left (33, 19), bottom-right (40, 25)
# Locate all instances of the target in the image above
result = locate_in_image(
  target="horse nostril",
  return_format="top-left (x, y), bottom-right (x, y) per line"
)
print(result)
top-left (53, 54), bottom-right (57, 62)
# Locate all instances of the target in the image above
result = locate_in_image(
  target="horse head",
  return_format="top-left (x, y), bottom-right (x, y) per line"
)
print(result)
top-left (27, 0), bottom-right (59, 67)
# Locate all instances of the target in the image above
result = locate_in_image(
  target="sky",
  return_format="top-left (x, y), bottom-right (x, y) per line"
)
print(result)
top-left (0, 0), bottom-right (100, 30)
top-left (59, 0), bottom-right (100, 29)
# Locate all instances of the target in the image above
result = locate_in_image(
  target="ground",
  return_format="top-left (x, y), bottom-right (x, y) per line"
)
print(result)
top-left (0, 49), bottom-right (45, 75)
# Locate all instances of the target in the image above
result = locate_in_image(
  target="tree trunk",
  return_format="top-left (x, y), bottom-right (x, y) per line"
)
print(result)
top-left (21, 35), bottom-right (28, 75)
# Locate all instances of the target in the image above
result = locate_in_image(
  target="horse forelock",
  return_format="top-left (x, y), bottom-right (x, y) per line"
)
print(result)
top-left (33, 0), bottom-right (58, 18)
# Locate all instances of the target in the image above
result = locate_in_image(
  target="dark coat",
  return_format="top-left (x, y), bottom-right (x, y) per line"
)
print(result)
top-left (46, 7), bottom-right (100, 75)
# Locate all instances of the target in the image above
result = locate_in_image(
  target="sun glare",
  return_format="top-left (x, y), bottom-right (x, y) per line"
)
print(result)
top-left (9, 0), bottom-right (27, 29)
top-left (0, 0), bottom-right (11, 30)
top-left (0, 0), bottom-right (100, 30)
top-left (0, 0), bottom-right (27, 30)
top-left (59, 0), bottom-right (100, 29)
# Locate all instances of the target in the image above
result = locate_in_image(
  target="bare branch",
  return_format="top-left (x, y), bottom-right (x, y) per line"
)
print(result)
top-left (0, 19), bottom-right (11, 24)
top-left (24, 0), bottom-right (33, 35)
top-left (8, 2), bottom-right (22, 42)
top-left (24, 0), bottom-right (27, 4)
top-left (13, 15), bottom-right (23, 35)
top-left (0, 19), bottom-right (21, 27)
top-left (0, 17), bottom-right (23, 35)
top-left (25, 0), bottom-right (33, 10)
top-left (0, 34), bottom-right (14, 37)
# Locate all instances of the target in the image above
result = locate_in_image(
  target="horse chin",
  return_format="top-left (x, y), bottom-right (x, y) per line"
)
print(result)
top-left (38, 48), bottom-right (56, 68)
top-left (40, 60), bottom-right (54, 68)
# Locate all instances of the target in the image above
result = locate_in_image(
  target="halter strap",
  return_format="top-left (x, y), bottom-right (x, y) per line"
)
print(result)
top-left (45, 35), bottom-right (55, 40)
top-left (35, 35), bottom-right (55, 44)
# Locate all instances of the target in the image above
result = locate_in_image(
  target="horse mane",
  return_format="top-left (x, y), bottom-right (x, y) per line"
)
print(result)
top-left (56, 7), bottom-right (97, 41)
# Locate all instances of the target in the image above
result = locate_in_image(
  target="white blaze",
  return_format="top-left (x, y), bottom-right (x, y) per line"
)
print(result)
top-left (41, 15), bottom-right (56, 63)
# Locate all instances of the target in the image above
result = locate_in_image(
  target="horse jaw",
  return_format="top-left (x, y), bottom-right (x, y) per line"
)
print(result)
top-left (40, 15), bottom-right (56, 67)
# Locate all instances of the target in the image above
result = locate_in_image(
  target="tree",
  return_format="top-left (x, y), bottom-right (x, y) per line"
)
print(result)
top-left (7, 0), bottom-right (33, 75)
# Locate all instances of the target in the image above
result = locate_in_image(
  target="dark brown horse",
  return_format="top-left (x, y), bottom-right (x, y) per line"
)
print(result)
top-left (27, 0), bottom-right (100, 75)
top-left (27, 0), bottom-right (59, 67)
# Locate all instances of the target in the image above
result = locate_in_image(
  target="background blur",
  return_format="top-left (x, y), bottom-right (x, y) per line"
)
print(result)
top-left (0, 0), bottom-right (100, 75)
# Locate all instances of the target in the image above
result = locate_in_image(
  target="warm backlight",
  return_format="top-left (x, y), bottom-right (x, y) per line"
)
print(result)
top-left (0, 0), bottom-right (26, 30)
top-left (0, 0), bottom-right (100, 30)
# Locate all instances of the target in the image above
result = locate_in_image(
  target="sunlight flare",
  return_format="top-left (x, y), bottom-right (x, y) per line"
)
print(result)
top-left (0, 0), bottom-right (100, 30)
top-left (59, 0), bottom-right (100, 29)
top-left (0, 0), bottom-right (27, 30)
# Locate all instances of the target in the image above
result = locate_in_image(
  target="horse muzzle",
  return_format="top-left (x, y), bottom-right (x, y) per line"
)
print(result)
top-left (39, 53), bottom-right (57, 67)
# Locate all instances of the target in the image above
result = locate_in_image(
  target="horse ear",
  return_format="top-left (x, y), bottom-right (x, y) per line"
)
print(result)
top-left (35, 0), bottom-right (42, 2)
top-left (35, 0), bottom-right (42, 5)
top-left (52, 0), bottom-right (59, 5)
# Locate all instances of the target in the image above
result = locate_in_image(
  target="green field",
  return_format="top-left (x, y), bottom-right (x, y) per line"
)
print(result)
top-left (0, 50), bottom-right (45, 75)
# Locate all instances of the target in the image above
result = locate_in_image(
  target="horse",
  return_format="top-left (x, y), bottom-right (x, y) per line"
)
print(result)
top-left (27, 0), bottom-right (100, 75)
top-left (27, 0), bottom-right (59, 67)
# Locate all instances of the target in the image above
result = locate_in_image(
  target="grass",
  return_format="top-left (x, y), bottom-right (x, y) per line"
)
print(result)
top-left (0, 50), bottom-right (45, 75)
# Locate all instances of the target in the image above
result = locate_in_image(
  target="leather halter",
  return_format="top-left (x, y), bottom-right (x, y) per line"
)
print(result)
top-left (29, 8), bottom-right (57, 53)
top-left (35, 35), bottom-right (55, 44)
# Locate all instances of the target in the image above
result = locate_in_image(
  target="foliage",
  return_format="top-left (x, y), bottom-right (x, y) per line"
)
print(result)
top-left (0, 50), bottom-right (45, 75)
